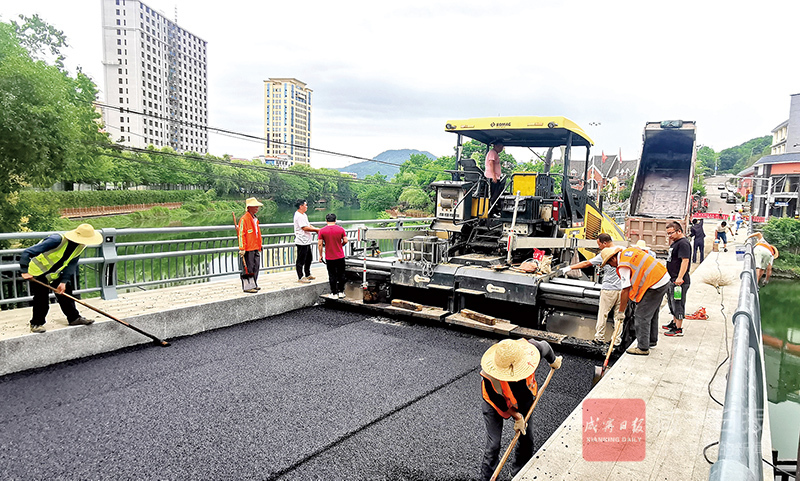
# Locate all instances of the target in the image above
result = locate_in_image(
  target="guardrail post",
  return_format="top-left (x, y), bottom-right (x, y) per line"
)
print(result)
top-left (395, 220), bottom-right (404, 254)
top-left (99, 228), bottom-right (119, 300)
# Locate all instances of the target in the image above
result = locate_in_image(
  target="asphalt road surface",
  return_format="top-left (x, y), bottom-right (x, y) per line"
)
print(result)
top-left (0, 306), bottom-right (597, 480)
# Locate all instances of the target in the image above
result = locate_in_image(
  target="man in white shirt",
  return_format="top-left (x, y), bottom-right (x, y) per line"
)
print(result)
top-left (293, 199), bottom-right (320, 283)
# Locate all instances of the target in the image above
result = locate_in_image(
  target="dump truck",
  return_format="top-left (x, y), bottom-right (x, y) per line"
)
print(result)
top-left (625, 120), bottom-right (696, 254)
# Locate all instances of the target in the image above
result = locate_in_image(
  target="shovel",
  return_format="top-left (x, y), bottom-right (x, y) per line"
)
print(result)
top-left (490, 366), bottom-right (556, 481)
top-left (592, 316), bottom-right (624, 385)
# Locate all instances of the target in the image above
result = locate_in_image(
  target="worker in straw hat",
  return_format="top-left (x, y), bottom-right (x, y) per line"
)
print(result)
top-left (600, 245), bottom-right (670, 356)
top-left (20, 223), bottom-right (103, 333)
top-left (238, 197), bottom-right (264, 293)
top-left (747, 232), bottom-right (779, 286)
top-left (479, 338), bottom-right (562, 480)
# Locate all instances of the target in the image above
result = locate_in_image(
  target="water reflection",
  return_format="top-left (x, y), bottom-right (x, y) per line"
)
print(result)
top-left (759, 280), bottom-right (800, 460)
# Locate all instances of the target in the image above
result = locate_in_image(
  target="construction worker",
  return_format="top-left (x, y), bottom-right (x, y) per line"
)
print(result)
top-left (238, 197), bottom-right (263, 293)
top-left (479, 338), bottom-right (562, 480)
top-left (600, 246), bottom-right (670, 356)
top-left (559, 233), bottom-right (623, 345)
top-left (747, 232), bottom-right (779, 285)
top-left (20, 223), bottom-right (103, 333)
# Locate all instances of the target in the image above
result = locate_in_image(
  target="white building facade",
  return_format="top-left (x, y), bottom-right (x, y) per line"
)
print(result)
top-left (264, 78), bottom-right (312, 165)
top-left (101, 0), bottom-right (208, 153)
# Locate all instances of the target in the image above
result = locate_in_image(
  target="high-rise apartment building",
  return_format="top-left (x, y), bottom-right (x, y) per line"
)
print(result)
top-left (264, 78), bottom-right (312, 165)
top-left (101, 0), bottom-right (208, 153)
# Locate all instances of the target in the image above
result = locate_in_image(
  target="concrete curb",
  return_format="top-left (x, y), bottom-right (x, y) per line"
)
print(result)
top-left (0, 282), bottom-right (329, 377)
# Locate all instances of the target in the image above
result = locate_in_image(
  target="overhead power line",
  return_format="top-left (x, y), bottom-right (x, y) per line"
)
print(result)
top-left (92, 101), bottom-right (448, 175)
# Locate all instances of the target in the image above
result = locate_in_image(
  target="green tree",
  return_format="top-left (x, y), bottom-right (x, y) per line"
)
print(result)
top-left (0, 20), bottom-right (107, 235)
top-left (398, 186), bottom-right (431, 210)
top-left (696, 146), bottom-right (718, 175)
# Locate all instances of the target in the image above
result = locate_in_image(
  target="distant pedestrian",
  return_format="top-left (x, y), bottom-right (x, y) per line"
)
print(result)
top-left (663, 222), bottom-right (691, 337)
top-left (747, 232), bottom-right (779, 285)
top-left (601, 246), bottom-right (670, 356)
top-left (294, 199), bottom-right (320, 283)
top-left (479, 338), bottom-right (562, 481)
top-left (733, 211), bottom-right (743, 234)
top-left (715, 221), bottom-right (733, 252)
top-left (689, 218), bottom-right (706, 263)
top-left (20, 224), bottom-right (102, 333)
top-left (237, 197), bottom-right (263, 293)
top-left (318, 213), bottom-right (349, 298)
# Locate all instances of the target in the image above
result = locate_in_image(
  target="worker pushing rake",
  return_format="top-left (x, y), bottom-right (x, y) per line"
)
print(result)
top-left (479, 338), bottom-right (561, 481)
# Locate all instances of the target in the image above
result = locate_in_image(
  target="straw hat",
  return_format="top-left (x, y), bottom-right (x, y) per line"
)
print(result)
top-left (481, 338), bottom-right (540, 382)
top-left (636, 240), bottom-right (647, 248)
top-left (63, 224), bottom-right (102, 246)
top-left (600, 246), bottom-right (624, 267)
top-left (245, 197), bottom-right (263, 207)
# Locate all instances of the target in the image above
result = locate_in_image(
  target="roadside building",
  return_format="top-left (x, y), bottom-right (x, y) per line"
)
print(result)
top-left (264, 78), bottom-right (312, 166)
top-left (739, 94), bottom-right (800, 219)
top-left (100, 0), bottom-right (208, 154)
top-left (570, 154), bottom-right (637, 201)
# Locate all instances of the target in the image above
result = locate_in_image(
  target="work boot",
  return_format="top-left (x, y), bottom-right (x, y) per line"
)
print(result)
top-left (244, 289), bottom-right (258, 293)
top-left (30, 324), bottom-right (46, 334)
top-left (298, 277), bottom-right (311, 284)
top-left (626, 347), bottom-right (649, 356)
top-left (68, 316), bottom-right (94, 326)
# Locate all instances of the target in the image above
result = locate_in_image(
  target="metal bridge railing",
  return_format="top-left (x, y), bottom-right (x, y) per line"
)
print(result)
top-left (709, 238), bottom-right (767, 481)
top-left (0, 217), bottom-right (433, 307)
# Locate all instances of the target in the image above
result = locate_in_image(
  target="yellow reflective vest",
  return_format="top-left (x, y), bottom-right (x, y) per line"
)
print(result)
top-left (27, 236), bottom-right (86, 282)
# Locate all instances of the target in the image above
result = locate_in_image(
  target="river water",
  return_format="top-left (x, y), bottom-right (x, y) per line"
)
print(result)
top-left (759, 279), bottom-right (800, 461)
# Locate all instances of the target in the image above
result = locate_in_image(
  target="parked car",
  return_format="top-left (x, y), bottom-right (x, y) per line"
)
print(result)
top-left (717, 184), bottom-right (725, 190)
top-left (726, 194), bottom-right (736, 204)
top-left (721, 191), bottom-right (728, 199)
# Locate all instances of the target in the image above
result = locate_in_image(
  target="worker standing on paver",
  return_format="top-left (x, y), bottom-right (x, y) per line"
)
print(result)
top-left (20, 224), bottom-right (102, 333)
top-left (479, 338), bottom-right (562, 480)
top-left (747, 232), bottom-right (779, 286)
top-left (238, 197), bottom-right (263, 293)
top-left (663, 222), bottom-right (691, 338)
top-left (601, 246), bottom-right (670, 356)
top-left (559, 233), bottom-right (623, 346)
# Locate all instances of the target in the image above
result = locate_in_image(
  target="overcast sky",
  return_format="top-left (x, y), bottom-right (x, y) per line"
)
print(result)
top-left (2, 0), bottom-right (799, 168)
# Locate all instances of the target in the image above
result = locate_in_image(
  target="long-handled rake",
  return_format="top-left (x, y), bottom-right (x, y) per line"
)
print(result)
top-left (28, 277), bottom-right (170, 347)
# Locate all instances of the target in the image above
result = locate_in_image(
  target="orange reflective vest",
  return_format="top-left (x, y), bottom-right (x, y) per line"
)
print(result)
top-left (617, 247), bottom-right (667, 303)
top-left (480, 370), bottom-right (538, 419)
top-left (238, 212), bottom-right (262, 252)
top-left (756, 242), bottom-right (778, 259)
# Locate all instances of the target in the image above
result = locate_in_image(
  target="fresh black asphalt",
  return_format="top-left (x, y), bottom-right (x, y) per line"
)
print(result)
top-left (0, 306), bottom-right (597, 480)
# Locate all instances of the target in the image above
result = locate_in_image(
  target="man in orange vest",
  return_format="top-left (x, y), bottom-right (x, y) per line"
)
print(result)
top-left (601, 246), bottom-right (670, 356)
top-left (238, 197), bottom-right (263, 293)
top-left (480, 338), bottom-right (562, 480)
top-left (747, 232), bottom-right (779, 285)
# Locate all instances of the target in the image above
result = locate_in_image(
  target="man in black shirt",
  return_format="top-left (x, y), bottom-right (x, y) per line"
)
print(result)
top-left (663, 222), bottom-right (692, 337)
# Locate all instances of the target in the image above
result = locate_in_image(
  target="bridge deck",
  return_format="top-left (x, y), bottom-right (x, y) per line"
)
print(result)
top-left (517, 244), bottom-right (773, 481)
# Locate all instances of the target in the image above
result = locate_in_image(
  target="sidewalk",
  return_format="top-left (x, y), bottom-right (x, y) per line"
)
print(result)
top-left (0, 268), bottom-right (329, 376)
top-left (516, 232), bottom-right (772, 481)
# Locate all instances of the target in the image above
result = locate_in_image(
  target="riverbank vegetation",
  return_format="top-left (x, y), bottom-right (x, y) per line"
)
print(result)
top-left (761, 217), bottom-right (800, 276)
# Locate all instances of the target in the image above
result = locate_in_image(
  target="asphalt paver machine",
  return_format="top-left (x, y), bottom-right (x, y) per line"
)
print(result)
top-left (333, 116), bottom-right (627, 352)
